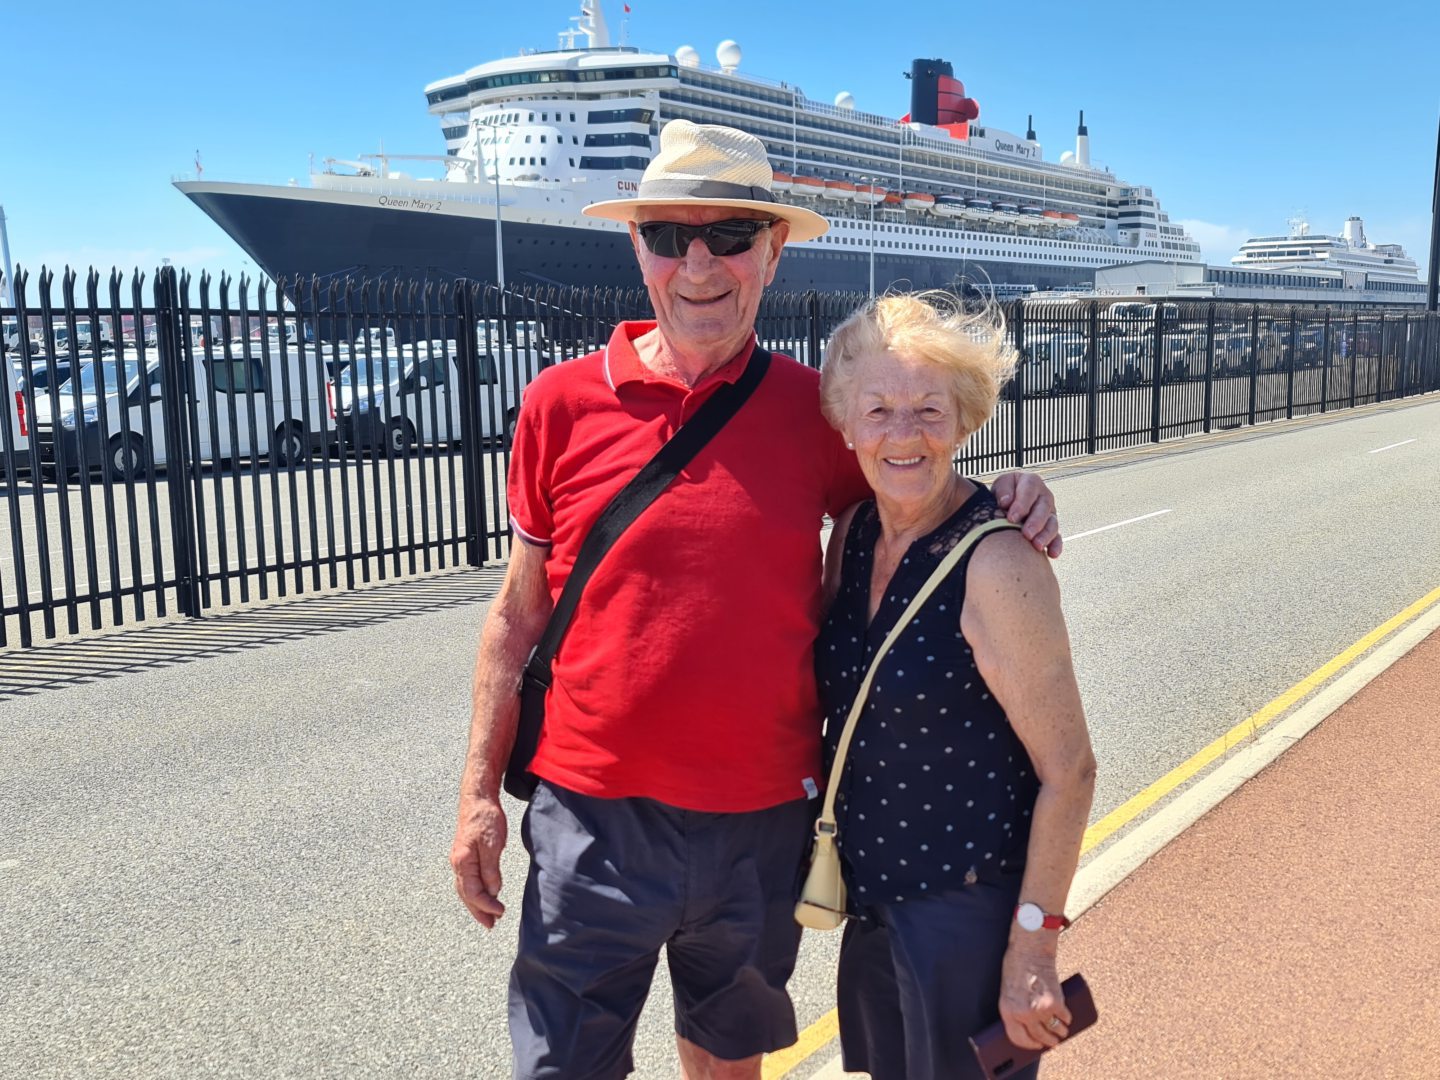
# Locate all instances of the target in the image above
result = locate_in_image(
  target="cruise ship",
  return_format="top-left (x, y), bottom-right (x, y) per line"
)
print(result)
top-left (175, 1), bottom-right (1201, 296)
top-left (1230, 217), bottom-right (1420, 287)
top-left (1089, 215), bottom-right (1425, 304)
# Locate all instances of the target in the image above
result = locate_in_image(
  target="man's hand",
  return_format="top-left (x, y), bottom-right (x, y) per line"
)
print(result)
top-left (450, 539), bottom-right (551, 930)
top-left (450, 794), bottom-right (508, 929)
top-left (993, 471), bottom-right (1062, 558)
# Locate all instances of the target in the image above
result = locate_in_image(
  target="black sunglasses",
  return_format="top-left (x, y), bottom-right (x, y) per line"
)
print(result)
top-left (636, 218), bottom-right (777, 259)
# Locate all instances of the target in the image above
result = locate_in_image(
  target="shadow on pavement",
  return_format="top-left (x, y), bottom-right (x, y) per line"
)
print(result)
top-left (0, 566), bottom-right (506, 698)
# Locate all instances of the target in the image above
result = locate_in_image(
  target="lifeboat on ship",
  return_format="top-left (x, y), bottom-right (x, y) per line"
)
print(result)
top-left (823, 179), bottom-right (857, 201)
top-left (789, 175), bottom-right (823, 198)
top-left (1060, 212), bottom-right (1082, 227)
top-left (963, 197), bottom-right (994, 221)
top-left (882, 192), bottom-right (903, 208)
top-left (853, 184), bottom-right (887, 206)
top-left (933, 195), bottom-right (967, 218)
top-left (1018, 205), bottom-right (1044, 226)
top-left (771, 171), bottom-right (793, 194)
top-left (902, 191), bottom-right (936, 212)
top-left (992, 201), bottom-right (1019, 220)
top-left (1042, 210), bottom-right (1065, 227)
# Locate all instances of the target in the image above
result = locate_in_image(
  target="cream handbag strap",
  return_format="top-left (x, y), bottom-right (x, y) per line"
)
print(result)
top-left (817, 516), bottom-right (1020, 834)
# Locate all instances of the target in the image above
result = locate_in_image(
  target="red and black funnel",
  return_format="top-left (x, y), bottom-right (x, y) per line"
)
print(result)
top-left (907, 58), bottom-right (980, 136)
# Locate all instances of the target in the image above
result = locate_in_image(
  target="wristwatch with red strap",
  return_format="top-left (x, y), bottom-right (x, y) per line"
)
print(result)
top-left (1015, 902), bottom-right (1071, 932)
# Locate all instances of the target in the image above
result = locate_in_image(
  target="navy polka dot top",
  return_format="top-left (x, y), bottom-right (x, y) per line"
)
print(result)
top-left (815, 485), bottom-right (1040, 906)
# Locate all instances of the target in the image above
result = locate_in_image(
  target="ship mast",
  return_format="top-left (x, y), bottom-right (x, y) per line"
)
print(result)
top-left (559, 2), bottom-right (610, 50)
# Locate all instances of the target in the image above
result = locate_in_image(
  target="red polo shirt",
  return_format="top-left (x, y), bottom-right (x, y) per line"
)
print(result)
top-left (507, 321), bottom-right (870, 811)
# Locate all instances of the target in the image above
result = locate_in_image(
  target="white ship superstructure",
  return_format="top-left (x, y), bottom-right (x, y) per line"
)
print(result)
top-left (177, 1), bottom-right (1201, 294)
top-left (1232, 217), bottom-right (1419, 286)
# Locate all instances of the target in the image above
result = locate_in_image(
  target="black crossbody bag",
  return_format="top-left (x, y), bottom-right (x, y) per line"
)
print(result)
top-left (503, 348), bottom-right (772, 801)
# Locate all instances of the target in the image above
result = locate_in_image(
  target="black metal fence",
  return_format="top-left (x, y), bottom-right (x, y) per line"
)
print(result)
top-left (2, 268), bottom-right (1438, 647)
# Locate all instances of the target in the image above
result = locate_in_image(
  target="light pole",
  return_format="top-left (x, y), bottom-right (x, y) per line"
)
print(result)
top-left (864, 177), bottom-right (880, 298)
top-left (493, 144), bottom-right (507, 297)
top-left (0, 204), bottom-right (14, 307)
top-left (869, 183), bottom-right (877, 297)
top-left (1428, 107), bottom-right (1439, 313)
top-left (477, 120), bottom-right (507, 296)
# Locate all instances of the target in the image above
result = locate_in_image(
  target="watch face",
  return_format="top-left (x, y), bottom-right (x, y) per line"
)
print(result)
top-left (1017, 903), bottom-right (1044, 931)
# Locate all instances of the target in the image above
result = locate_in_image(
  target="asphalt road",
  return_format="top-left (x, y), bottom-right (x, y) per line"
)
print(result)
top-left (3, 395), bottom-right (1437, 1079)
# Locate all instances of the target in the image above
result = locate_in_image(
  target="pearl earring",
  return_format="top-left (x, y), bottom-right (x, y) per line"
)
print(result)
top-left (846, 441), bottom-right (854, 449)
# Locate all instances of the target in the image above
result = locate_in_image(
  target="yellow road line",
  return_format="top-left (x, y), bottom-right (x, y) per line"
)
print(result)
top-left (761, 1010), bottom-right (839, 1079)
top-left (765, 582), bottom-right (1440, 1079)
top-left (1080, 582), bottom-right (1440, 851)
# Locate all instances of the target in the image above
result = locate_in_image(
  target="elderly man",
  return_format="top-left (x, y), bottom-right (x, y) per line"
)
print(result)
top-left (451, 120), bottom-right (1062, 1080)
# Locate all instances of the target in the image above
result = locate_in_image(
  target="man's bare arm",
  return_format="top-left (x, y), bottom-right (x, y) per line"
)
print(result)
top-left (449, 538), bottom-right (553, 928)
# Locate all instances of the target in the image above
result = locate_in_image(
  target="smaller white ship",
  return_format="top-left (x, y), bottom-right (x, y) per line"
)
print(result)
top-left (1231, 217), bottom-right (1419, 287)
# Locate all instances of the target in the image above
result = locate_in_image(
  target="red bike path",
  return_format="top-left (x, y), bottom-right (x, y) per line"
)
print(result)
top-left (1042, 628), bottom-right (1440, 1079)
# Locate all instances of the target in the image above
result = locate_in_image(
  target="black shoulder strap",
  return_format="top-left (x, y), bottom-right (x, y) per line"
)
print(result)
top-left (525, 347), bottom-right (772, 688)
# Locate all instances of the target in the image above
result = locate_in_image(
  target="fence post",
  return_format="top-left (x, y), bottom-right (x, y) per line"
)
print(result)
top-left (1319, 309), bottom-right (1332, 413)
top-left (1349, 311), bottom-right (1360, 406)
top-left (1377, 310), bottom-right (1389, 400)
top-left (1247, 305), bottom-right (1260, 426)
top-left (1427, 315), bottom-right (1434, 393)
top-left (1409, 315), bottom-right (1421, 396)
top-left (1085, 301), bottom-right (1099, 456)
top-left (1011, 300), bottom-right (1025, 468)
top-left (1202, 303), bottom-right (1216, 433)
top-left (1284, 309), bottom-right (1297, 420)
top-left (1427, 314), bottom-right (1438, 393)
top-left (154, 266), bottom-right (202, 618)
top-left (6, 270), bottom-right (48, 645)
top-left (455, 281), bottom-right (487, 568)
top-left (1149, 303), bottom-right (1163, 443)
top-left (805, 291), bottom-right (821, 372)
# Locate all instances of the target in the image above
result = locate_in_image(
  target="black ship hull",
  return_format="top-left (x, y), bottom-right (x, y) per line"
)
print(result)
top-left (183, 187), bottom-right (1096, 296)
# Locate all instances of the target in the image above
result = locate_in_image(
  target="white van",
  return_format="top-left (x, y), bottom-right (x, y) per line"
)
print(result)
top-left (1, 355), bottom-right (29, 476)
top-left (329, 335), bottom-right (537, 454)
top-left (1103, 302), bottom-right (1149, 328)
top-left (31, 344), bottom-right (331, 479)
top-left (1140, 302), bottom-right (1181, 328)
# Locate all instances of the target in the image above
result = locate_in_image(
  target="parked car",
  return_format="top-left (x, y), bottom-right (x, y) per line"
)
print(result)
top-left (20, 357), bottom-right (76, 393)
top-left (32, 344), bottom-right (331, 480)
top-left (329, 333), bottom-right (538, 455)
top-left (1098, 338), bottom-right (1147, 389)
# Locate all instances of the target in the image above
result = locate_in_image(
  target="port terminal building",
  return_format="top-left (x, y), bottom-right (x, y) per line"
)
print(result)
top-left (1089, 260), bottom-right (1426, 306)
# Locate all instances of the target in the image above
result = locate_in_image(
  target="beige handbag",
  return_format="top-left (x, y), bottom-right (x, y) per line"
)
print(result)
top-left (795, 517), bottom-right (1019, 930)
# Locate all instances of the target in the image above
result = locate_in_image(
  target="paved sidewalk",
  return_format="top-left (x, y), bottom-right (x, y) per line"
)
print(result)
top-left (1040, 627), bottom-right (1440, 1079)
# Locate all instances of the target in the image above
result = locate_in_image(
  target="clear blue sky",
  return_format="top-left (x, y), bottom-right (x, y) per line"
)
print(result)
top-left (4, 0), bottom-right (1438, 286)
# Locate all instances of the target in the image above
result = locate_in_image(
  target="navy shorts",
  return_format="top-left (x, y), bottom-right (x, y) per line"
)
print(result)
top-left (508, 780), bottom-right (814, 1080)
top-left (837, 875), bottom-right (1035, 1080)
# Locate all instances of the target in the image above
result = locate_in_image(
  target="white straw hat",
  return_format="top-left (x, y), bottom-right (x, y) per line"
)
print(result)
top-left (581, 119), bottom-right (829, 242)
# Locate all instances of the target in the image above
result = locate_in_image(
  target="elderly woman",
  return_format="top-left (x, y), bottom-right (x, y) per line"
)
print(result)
top-left (815, 293), bottom-right (1097, 1080)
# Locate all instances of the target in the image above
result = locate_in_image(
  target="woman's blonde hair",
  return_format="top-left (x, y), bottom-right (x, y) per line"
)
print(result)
top-left (819, 292), bottom-right (1018, 438)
